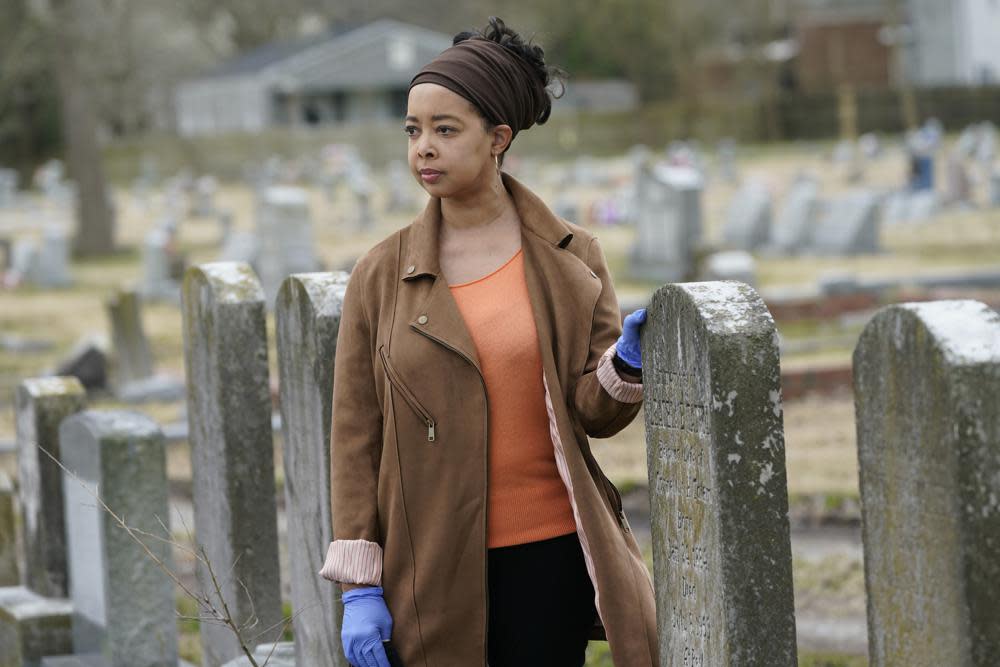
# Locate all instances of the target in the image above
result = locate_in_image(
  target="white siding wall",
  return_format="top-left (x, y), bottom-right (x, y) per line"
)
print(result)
top-left (964, 0), bottom-right (1000, 83)
top-left (906, 0), bottom-right (960, 86)
top-left (907, 0), bottom-right (1000, 85)
top-left (176, 77), bottom-right (269, 137)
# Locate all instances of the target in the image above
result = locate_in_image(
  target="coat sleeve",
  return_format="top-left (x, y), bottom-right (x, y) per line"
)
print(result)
top-left (318, 261), bottom-right (384, 586)
top-left (572, 236), bottom-right (644, 439)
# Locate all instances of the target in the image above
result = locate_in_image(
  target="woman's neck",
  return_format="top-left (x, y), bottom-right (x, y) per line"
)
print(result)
top-left (440, 174), bottom-right (516, 233)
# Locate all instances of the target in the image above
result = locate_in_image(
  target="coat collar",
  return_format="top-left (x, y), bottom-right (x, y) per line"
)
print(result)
top-left (401, 171), bottom-right (574, 282)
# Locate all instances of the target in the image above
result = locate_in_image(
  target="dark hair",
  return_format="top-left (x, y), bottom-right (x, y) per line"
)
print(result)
top-left (453, 17), bottom-right (567, 166)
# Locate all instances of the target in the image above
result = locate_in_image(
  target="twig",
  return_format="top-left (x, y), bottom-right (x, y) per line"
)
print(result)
top-left (36, 443), bottom-right (312, 667)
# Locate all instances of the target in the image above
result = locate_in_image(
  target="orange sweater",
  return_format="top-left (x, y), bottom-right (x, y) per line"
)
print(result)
top-left (449, 247), bottom-right (578, 548)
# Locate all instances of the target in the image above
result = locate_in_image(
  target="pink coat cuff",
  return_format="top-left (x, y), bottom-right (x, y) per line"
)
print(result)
top-left (596, 343), bottom-right (643, 403)
top-left (318, 539), bottom-right (383, 585)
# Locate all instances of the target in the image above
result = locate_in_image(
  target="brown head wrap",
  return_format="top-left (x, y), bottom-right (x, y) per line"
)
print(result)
top-left (408, 38), bottom-right (549, 144)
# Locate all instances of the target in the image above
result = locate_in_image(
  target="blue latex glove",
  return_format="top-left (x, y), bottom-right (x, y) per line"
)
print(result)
top-left (615, 308), bottom-right (646, 368)
top-left (341, 586), bottom-right (393, 667)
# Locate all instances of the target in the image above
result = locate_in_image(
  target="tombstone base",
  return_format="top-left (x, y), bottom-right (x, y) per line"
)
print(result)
top-left (115, 374), bottom-right (186, 403)
top-left (0, 586), bottom-right (74, 667)
top-left (220, 641), bottom-right (296, 667)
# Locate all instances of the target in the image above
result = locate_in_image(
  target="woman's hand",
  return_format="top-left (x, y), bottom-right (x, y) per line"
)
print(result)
top-left (341, 586), bottom-right (393, 667)
top-left (615, 308), bottom-right (646, 370)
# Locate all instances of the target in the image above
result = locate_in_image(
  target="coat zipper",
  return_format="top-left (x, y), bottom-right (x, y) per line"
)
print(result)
top-left (409, 325), bottom-right (490, 664)
top-left (378, 345), bottom-right (437, 442)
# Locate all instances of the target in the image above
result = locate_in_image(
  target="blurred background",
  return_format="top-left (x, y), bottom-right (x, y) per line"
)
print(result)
top-left (1, 1), bottom-right (999, 665)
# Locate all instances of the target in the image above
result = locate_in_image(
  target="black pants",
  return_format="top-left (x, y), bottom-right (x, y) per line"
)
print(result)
top-left (487, 531), bottom-right (597, 667)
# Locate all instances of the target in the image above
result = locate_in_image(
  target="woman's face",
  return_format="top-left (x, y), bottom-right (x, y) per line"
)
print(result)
top-left (405, 83), bottom-right (507, 198)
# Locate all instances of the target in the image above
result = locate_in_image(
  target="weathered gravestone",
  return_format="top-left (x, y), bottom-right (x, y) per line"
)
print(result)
top-left (722, 182), bottom-right (772, 251)
top-left (0, 586), bottom-right (73, 667)
top-left (141, 228), bottom-right (178, 302)
top-left (644, 281), bottom-right (797, 665)
top-left (0, 473), bottom-right (17, 587)
top-left (275, 273), bottom-right (351, 667)
top-left (181, 262), bottom-right (282, 667)
top-left (0, 378), bottom-right (86, 666)
top-left (255, 187), bottom-right (321, 306)
top-left (699, 250), bottom-right (757, 286)
top-left (105, 289), bottom-right (153, 387)
top-left (629, 164), bottom-right (703, 283)
top-left (854, 300), bottom-right (1000, 666)
top-left (56, 411), bottom-right (178, 667)
top-left (769, 178), bottom-right (820, 253)
top-left (810, 190), bottom-right (881, 255)
top-left (53, 338), bottom-right (108, 392)
top-left (36, 226), bottom-right (72, 288)
top-left (16, 377), bottom-right (86, 598)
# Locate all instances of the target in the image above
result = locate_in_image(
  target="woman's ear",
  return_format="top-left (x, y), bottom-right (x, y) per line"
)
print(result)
top-left (492, 124), bottom-right (514, 155)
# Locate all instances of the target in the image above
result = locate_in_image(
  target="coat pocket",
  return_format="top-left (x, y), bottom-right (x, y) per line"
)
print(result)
top-left (378, 345), bottom-right (437, 442)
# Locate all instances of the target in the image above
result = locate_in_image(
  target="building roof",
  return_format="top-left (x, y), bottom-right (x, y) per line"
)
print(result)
top-left (194, 18), bottom-right (453, 88)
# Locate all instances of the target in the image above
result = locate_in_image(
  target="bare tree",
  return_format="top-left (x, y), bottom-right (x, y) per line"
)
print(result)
top-left (32, 0), bottom-right (116, 257)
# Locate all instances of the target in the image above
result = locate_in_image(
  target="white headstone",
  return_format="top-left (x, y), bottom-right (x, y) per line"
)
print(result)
top-left (810, 191), bottom-right (882, 255)
top-left (255, 186), bottom-right (320, 305)
top-left (770, 178), bottom-right (820, 252)
top-left (628, 164), bottom-right (703, 282)
top-left (36, 225), bottom-right (73, 288)
top-left (723, 182), bottom-right (772, 250)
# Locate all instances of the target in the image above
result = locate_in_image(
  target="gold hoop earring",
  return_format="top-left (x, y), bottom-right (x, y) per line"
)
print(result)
top-left (494, 153), bottom-right (501, 173)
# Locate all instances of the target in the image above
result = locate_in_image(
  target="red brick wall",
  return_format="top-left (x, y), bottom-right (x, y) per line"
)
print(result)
top-left (796, 21), bottom-right (891, 92)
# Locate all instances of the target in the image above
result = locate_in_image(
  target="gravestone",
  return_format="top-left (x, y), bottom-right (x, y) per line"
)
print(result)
top-left (700, 251), bottom-right (757, 286)
top-left (907, 190), bottom-right (940, 222)
top-left (944, 153), bottom-right (972, 205)
top-left (0, 169), bottom-right (18, 208)
top-left (218, 230), bottom-right (258, 265)
top-left (722, 182), bottom-right (772, 250)
top-left (0, 586), bottom-right (74, 666)
top-left (770, 178), bottom-right (820, 253)
top-left (346, 163), bottom-right (374, 232)
top-left (0, 473), bottom-right (16, 586)
top-left (16, 377), bottom-right (87, 598)
top-left (628, 164), bottom-right (703, 283)
top-left (36, 226), bottom-right (72, 288)
top-left (53, 338), bottom-right (108, 392)
top-left (181, 262), bottom-right (282, 667)
top-left (275, 273), bottom-right (351, 666)
top-left (384, 160), bottom-right (417, 213)
top-left (716, 138), bottom-right (739, 184)
top-left (141, 228), bottom-right (178, 301)
top-left (255, 187), bottom-right (321, 305)
top-left (57, 411), bottom-right (178, 667)
top-left (644, 281), bottom-right (797, 665)
top-left (191, 175), bottom-right (218, 218)
top-left (9, 239), bottom-right (41, 287)
top-left (105, 289), bottom-right (153, 387)
top-left (854, 300), bottom-right (1000, 666)
top-left (810, 190), bottom-right (881, 255)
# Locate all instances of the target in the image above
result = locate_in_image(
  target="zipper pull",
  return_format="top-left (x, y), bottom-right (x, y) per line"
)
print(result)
top-left (427, 420), bottom-right (435, 442)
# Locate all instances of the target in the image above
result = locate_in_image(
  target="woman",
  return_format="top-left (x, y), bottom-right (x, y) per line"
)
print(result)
top-left (319, 17), bottom-right (657, 667)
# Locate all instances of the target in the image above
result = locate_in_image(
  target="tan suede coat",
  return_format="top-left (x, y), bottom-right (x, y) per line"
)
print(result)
top-left (320, 171), bottom-right (658, 666)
